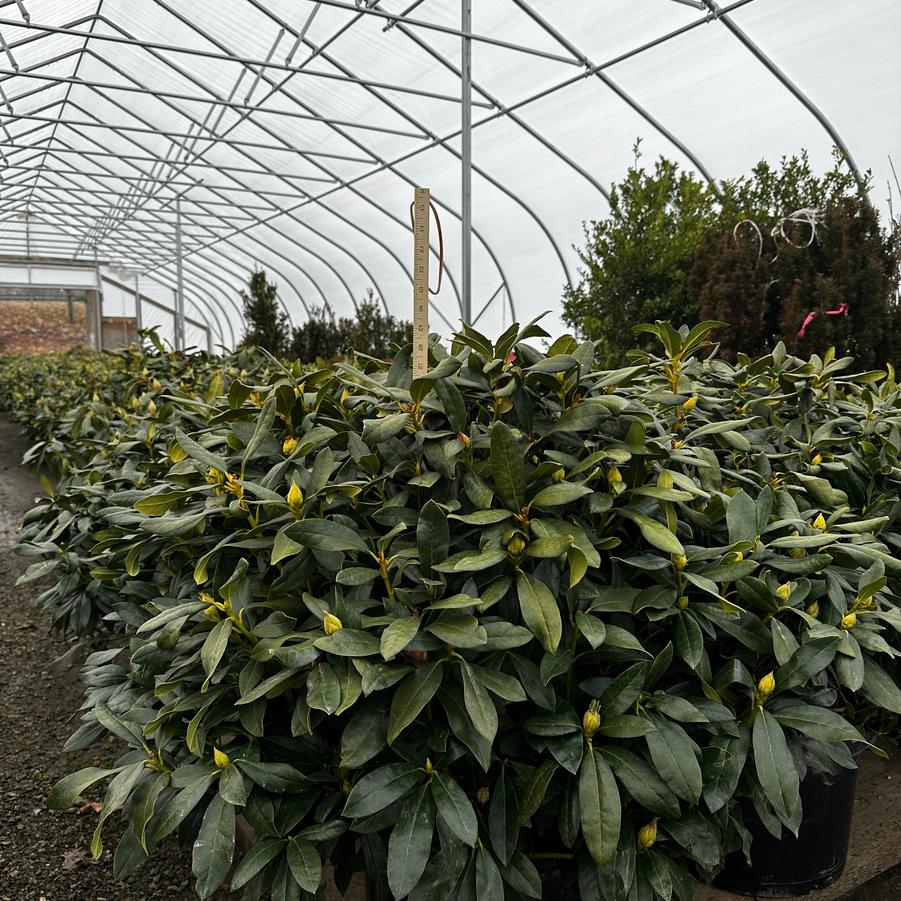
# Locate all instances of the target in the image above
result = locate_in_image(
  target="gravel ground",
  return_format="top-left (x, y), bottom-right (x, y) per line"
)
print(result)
top-left (0, 416), bottom-right (233, 901)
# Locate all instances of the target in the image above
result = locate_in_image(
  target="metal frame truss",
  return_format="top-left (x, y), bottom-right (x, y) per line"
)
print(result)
top-left (0, 0), bottom-right (867, 346)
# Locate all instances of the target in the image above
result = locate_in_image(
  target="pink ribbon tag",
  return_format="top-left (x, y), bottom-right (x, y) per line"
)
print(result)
top-left (797, 302), bottom-right (847, 338)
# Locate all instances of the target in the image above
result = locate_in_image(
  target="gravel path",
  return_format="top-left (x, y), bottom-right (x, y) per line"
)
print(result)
top-left (0, 416), bottom-right (230, 901)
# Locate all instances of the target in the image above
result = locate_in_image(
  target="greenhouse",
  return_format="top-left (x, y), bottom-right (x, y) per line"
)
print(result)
top-left (1, 2), bottom-right (901, 900)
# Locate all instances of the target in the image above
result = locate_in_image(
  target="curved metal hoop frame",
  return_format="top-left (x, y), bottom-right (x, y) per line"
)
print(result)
top-left (0, 0), bottom-right (867, 345)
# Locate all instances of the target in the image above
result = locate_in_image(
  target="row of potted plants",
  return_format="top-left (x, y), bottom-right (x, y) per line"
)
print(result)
top-left (1, 320), bottom-right (900, 900)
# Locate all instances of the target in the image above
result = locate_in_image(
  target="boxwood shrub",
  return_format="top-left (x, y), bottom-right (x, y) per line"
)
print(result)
top-left (3, 321), bottom-right (901, 901)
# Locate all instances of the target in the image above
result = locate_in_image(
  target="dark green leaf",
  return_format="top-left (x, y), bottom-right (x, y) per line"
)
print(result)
top-left (431, 772), bottom-right (477, 847)
top-left (645, 716), bottom-right (702, 804)
top-left (602, 747), bottom-right (679, 819)
top-left (287, 837), bottom-right (322, 893)
top-left (491, 422), bottom-right (527, 512)
top-left (418, 500), bottom-right (449, 578)
top-left (752, 709), bottom-right (799, 821)
top-left (343, 763), bottom-right (422, 818)
top-left (460, 659), bottom-right (498, 742)
top-left (773, 701), bottom-right (863, 743)
top-left (489, 769), bottom-right (520, 866)
top-left (387, 784), bottom-right (435, 899)
top-left (230, 837), bottom-right (286, 890)
top-left (192, 794), bottom-right (235, 899)
top-left (516, 571), bottom-right (562, 653)
top-left (388, 662), bottom-right (444, 744)
top-left (579, 746), bottom-right (621, 865)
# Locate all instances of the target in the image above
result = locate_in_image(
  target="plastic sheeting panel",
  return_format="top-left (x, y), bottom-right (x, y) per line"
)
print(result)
top-left (0, 0), bottom-right (897, 342)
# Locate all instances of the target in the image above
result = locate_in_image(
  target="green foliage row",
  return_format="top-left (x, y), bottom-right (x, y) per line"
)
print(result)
top-left (564, 147), bottom-right (901, 368)
top-left (0, 334), bottom-right (265, 635)
top-left (3, 322), bottom-right (901, 901)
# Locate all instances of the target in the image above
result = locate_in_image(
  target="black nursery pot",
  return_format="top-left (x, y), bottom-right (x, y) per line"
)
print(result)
top-left (714, 765), bottom-right (858, 897)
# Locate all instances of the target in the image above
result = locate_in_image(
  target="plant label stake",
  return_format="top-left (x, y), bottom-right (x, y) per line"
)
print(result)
top-left (412, 186), bottom-right (430, 377)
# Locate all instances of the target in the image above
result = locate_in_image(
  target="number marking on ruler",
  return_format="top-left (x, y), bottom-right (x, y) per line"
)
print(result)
top-left (412, 186), bottom-right (430, 378)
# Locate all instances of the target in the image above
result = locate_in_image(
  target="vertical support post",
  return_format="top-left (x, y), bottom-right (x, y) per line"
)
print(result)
top-left (175, 196), bottom-right (185, 350)
top-left (25, 210), bottom-right (32, 306)
top-left (412, 186), bottom-right (431, 378)
top-left (461, 0), bottom-right (473, 324)
top-left (93, 245), bottom-right (103, 351)
top-left (134, 272), bottom-right (142, 331)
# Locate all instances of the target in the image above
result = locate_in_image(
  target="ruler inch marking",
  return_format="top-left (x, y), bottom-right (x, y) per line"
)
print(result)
top-left (412, 186), bottom-right (430, 378)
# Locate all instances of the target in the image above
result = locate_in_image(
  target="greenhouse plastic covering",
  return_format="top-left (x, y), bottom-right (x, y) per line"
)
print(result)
top-left (0, 0), bottom-right (899, 347)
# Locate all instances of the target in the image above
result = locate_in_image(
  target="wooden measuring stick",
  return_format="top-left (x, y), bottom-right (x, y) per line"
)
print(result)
top-left (412, 186), bottom-right (430, 377)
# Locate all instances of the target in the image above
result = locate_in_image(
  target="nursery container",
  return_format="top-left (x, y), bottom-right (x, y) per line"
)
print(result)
top-left (714, 764), bottom-right (858, 896)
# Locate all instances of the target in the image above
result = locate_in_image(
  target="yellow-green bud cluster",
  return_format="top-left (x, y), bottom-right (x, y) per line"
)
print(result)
top-left (287, 480), bottom-right (304, 517)
top-left (582, 702), bottom-right (601, 739)
top-left (323, 613), bottom-right (343, 635)
top-left (637, 819), bottom-right (658, 851)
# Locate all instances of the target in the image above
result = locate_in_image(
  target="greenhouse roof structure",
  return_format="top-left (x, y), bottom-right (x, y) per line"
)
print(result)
top-left (0, 0), bottom-right (898, 348)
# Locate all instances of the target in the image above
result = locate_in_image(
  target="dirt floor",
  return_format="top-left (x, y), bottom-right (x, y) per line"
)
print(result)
top-left (0, 416), bottom-right (232, 901)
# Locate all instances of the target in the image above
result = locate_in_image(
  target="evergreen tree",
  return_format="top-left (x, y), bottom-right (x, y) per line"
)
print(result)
top-left (240, 270), bottom-right (289, 357)
top-left (562, 146), bottom-right (718, 364)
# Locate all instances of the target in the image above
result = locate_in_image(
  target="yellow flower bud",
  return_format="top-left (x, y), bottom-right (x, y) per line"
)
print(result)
top-left (205, 467), bottom-right (224, 486)
top-left (731, 550), bottom-right (744, 563)
top-left (203, 605), bottom-right (220, 621)
top-left (477, 787), bottom-right (490, 805)
top-left (582, 704), bottom-right (601, 739)
top-left (637, 819), bottom-right (658, 851)
top-left (676, 596), bottom-right (689, 610)
top-left (806, 600), bottom-right (820, 618)
top-left (250, 392), bottom-right (265, 407)
top-left (673, 554), bottom-right (687, 571)
top-left (323, 613), bottom-right (343, 635)
top-left (213, 747), bottom-right (229, 768)
top-left (225, 473), bottom-right (243, 499)
top-left (757, 672), bottom-right (776, 699)
top-left (776, 583), bottom-right (792, 603)
top-left (840, 612), bottom-right (857, 631)
top-left (147, 399), bottom-right (157, 416)
top-left (283, 435), bottom-right (298, 455)
top-left (151, 378), bottom-right (162, 392)
top-left (424, 758), bottom-right (434, 776)
top-left (857, 595), bottom-right (875, 610)
top-left (507, 535), bottom-right (526, 556)
top-left (812, 513), bottom-right (827, 531)
top-left (682, 395), bottom-right (698, 412)
top-left (458, 431), bottom-right (472, 448)
top-left (287, 480), bottom-right (304, 515)
top-left (552, 467), bottom-right (566, 483)
top-left (811, 453), bottom-right (822, 466)
top-left (608, 465), bottom-right (623, 484)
